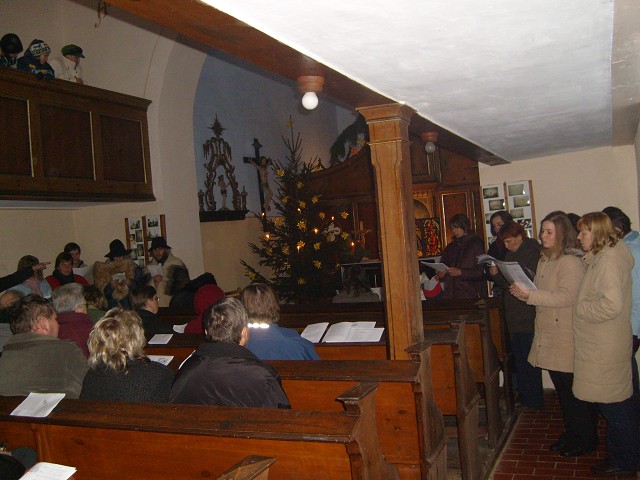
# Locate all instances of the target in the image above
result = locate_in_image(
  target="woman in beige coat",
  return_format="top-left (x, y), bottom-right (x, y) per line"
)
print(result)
top-left (573, 212), bottom-right (638, 477)
top-left (511, 212), bottom-right (598, 457)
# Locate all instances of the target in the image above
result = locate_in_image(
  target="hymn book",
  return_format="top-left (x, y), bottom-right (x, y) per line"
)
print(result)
top-left (477, 254), bottom-right (537, 290)
top-left (301, 322), bottom-right (384, 343)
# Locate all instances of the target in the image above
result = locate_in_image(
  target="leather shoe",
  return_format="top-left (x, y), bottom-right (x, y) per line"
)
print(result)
top-left (590, 460), bottom-right (637, 477)
top-left (559, 443), bottom-right (596, 457)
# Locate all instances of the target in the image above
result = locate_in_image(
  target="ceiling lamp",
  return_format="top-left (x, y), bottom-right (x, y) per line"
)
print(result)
top-left (421, 132), bottom-right (438, 153)
top-left (298, 75), bottom-right (324, 110)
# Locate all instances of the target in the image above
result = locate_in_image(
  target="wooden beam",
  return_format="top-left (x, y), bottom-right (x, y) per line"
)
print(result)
top-left (358, 103), bottom-right (423, 360)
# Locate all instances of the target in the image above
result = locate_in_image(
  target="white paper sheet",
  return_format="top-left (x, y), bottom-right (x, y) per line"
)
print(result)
top-left (21, 462), bottom-right (76, 480)
top-left (147, 334), bottom-right (173, 345)
top-left (147, 355), bottom-right (174, 366)
top-left (300, 322), bottom-right (329, 343)
top-left (147, 264), bottom-right (163, 277)
top-left (11, 393), bottom-right (65, 418)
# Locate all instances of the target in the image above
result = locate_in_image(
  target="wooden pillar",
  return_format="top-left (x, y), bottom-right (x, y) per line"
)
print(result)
top-left (358, 103), bottom-right (423, 360)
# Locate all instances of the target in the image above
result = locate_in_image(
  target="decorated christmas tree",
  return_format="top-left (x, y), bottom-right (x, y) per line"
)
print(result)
top-left (241, 119), bottom-right (353, 303)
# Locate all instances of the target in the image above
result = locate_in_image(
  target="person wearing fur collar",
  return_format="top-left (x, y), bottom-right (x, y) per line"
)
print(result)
top-left (148, 237), bottom-right (185, 308)
top-left (94, 240), bottom-right (148, 310)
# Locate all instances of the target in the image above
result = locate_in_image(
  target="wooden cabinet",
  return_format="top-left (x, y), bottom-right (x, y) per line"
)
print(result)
top-left (0, 68), bottom-right (153, 201)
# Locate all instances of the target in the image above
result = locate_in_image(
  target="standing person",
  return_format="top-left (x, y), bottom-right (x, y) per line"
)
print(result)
top-left (45, 252), bottom-right (89, 291)
top-left (437, 213), bottom-right (487, 299)
top-left (148, 237), bottom-right (185, 307)
top-left (170, 297), bottom-right (290, 409)
top-left (240, 283), bottom-right (320, 360)
top-left (0, 33), bottom-right (23, 68)
top-left (573, 212), bottom-right (639, 477)
top-left (490, 221), bottom-right (543, 409)
top-left (49, 44), bottom-right (85, 84)
top-left (603, 206), bottom-right (640, 406)
top-left (511, 212), bottom-right (598, 455)
top-left (486, 211), bottom-right (513, 297)
top-left (80, 309), bottom-right (173, 403)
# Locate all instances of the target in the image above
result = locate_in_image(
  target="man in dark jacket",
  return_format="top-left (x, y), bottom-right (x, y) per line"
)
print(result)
top-left (130, 285), bottom-right (174, 338)
top-left (170, 297), bottom-right (290, 409)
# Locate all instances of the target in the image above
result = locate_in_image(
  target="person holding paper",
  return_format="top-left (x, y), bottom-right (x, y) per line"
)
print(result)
top-left (80, 308), bottom-right (173, 403)
top-left (489, 221), bottom-right (543, 409)
top-left (170, 297), bottom-right (290, 409)
top-left (485, 211), bottom-right (513, 297)
top-left (45, 252), bottom-right (89, 291)
top-left (240, 283), bottom-right (319, 360)
top-left (94, 240), bottom-right (147, 310)
top-left (437, 214), bottom-right (487, 299)
top-left (0, 295), bottom-right (88, 398)
top-left (148, 237), bottom-right (185, 308)
top-left (571, 212), bottom-right (638, 477)
top-left (510, 211), bottom-right (596, 456)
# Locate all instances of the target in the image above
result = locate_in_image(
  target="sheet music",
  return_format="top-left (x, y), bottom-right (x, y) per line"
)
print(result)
top-left (11, 393), bottom-right (65, 418)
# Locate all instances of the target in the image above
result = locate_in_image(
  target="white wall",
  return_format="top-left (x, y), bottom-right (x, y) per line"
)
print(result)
top-left (0, 0), bottom-right (206, 276)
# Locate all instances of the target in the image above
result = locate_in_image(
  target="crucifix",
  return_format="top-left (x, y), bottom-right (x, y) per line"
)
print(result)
top-left (244, 138), bottom-right (273, 229)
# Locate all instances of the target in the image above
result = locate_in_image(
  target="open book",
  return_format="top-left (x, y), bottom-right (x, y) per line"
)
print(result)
top-left (301, 321), bottom-right (385, 343)
top-left (477, 254), bottom-right (537, 291)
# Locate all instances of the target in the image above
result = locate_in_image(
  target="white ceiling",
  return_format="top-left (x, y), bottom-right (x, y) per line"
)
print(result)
top-left (204, 0), bottom-right (640, 162)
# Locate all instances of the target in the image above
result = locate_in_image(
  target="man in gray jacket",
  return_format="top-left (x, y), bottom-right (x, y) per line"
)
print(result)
top-left (0, 295), bottom-right (88, 398)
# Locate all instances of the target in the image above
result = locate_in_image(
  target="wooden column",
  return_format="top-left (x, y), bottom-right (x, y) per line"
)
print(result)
top-left (358, 103), bottom-right (423, 360)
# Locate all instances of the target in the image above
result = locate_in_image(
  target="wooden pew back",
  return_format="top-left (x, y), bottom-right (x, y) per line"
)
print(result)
top-left (0, 385), bottom-right (398, 480)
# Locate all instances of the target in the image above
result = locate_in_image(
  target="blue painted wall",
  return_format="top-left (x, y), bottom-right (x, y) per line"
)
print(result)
top-left (193, 49), bottom-right (356, 215)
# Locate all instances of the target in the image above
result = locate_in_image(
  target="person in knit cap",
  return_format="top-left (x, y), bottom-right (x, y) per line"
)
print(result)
top-left (16, 39), bottom-right (54, 80)
top-left (0, 33), bottom-right (23, 68)
top-left (49, 44), bottom-right (85, 84)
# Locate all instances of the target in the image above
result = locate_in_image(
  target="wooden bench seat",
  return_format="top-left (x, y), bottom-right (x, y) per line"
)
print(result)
top-left (0, 383), bottom-right (398, 480)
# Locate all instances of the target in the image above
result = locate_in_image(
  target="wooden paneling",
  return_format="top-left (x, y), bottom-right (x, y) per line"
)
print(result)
top-left (0, 96), bottom-right (31, 176)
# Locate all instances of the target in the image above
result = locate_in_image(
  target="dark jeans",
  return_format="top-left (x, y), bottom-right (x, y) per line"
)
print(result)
top-left (598, 393), bottom-right (640, 470)
top-left (548, 370), bottom-right (599, 448)
top-left (510, 332), bottom-right (543, 408)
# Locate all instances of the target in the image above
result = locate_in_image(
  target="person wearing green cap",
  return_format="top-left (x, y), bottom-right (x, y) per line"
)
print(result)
top-left (50, 44), bottom-right (85, 84)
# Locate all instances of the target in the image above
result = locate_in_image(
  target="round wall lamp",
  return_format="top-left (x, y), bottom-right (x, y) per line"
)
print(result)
top-left (298, 75), bottom-right (324, 110)
top-left (420, 131), bottom-right (438, 153)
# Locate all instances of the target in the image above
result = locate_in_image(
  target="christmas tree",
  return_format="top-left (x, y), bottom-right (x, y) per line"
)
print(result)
top-left (241, 119), bottom-right (353, 303)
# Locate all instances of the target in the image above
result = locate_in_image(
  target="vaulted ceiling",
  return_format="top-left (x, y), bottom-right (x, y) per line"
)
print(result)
top-left (108, 0), bottom-right (640, 165)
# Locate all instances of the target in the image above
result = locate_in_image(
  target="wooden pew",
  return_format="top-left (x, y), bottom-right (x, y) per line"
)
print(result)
top-left (217, 456), bottom-right (275, 480)
top-left (269, 342), bottom-right (448, 480)
top-left (0, 383), bottom-right (398, 480)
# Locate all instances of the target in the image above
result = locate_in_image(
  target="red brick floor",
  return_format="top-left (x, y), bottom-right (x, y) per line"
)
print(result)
top-left (490, 390), bottom-right (639, 479)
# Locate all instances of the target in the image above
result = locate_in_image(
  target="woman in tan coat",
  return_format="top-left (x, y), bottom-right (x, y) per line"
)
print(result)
top-left (511, 212), bottom-right (598, 457)
top-left (573, 212), bottom-right (638, 477)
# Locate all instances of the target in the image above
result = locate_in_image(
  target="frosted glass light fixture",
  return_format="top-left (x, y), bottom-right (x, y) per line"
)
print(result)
top-left (298, 75), bottom-right (324, 110)
top-left (421, 132), bottom-right (438, 153)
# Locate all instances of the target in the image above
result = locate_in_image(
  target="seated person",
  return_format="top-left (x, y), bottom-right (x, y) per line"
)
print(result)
top-left (45, 252), bottom-right (89, 291)
top-left (167, 265), bottom-right (217, 311)
top-left (64, 242), bottom-right (85, 268)
top-left (9, 255), bottom-right (52, 299)
top-left (184, 283), bottom-right (226, 334)
top-left (0, 260), bottom-right (48, 293)
top-left (83, 285), bottom-right (108, 324)
top-left (170, 297), bottom-right (290, 409)
top-left (94, 239), bottom-right (148, 309)
top-left (240, 283), bottom-right (319, 360)
top-left (52, 283), bottom-right (93, 357)
top-left (148, 237), bottom-right (185, 307)
top-left (0, 291), bottom-right (22, 351)
top-left (0, 295), bottom-right (88, 398)
top-left (130, 285), bottom-right (174, 338)
top-left (80, 309), bottom-right (173, 403)
top-left (332, 265), bottom-right (381, 303)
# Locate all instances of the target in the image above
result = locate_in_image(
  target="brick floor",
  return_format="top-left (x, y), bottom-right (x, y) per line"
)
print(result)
top-left (489, 391), bottom-right (639, 479)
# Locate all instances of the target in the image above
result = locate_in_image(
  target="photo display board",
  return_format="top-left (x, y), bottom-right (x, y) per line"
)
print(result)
top-left (125, 214), bottom-right (167, 268)
top-left (481, 181), bottom-right (536, 247)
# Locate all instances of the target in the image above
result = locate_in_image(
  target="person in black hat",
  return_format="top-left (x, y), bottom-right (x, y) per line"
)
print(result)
top-left (148, 236), bottom-right (185, 308)
top-left (93, 239), bottom-right (148, 309)
top-left (49, 44), bottom-right (85, 84)
top-left (0, 33), bottom-right (23, 68)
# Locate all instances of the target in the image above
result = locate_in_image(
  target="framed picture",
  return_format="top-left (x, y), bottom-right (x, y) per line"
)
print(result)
top-left (125, 214), bottom-right (166, 267)
top-left (482, 186), bottom-right (500, 199)
top-left (488, 199), bottom-right (505, 211)
top-left (513, 195), bottom-right (530, 208)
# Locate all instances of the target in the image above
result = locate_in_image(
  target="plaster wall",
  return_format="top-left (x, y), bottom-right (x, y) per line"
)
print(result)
top-left (0, 0), bottom-right (206, 277)
top-left (479, 145), bottom-right (639, 226)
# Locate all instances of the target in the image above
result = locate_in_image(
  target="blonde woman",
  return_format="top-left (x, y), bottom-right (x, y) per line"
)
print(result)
top-left (80, 308), bottom-right (173, 403)
top-left (511, 212), bottom-right (597, 457)
top-left (574, 212), bottom-right (638, 477)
